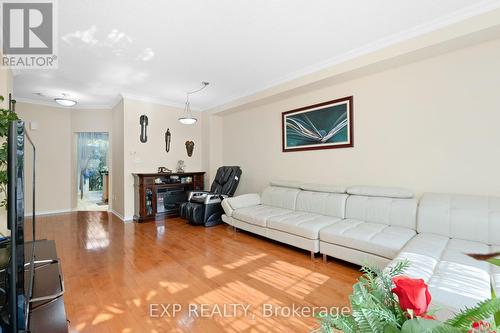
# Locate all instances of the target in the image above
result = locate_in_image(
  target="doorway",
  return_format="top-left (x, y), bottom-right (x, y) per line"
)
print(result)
top-left (76, 132), bottom-right (109, 211)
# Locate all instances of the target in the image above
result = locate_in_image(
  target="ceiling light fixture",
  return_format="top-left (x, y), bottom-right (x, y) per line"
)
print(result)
top-left (54, 98), bottom-right (77, 107)
top-left (54, 93), bottom-right (77, 107)
top-left (178, 81), bottom-right (209, 125)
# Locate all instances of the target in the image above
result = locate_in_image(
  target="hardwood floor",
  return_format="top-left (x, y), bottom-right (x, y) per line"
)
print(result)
top-left (34, 211), bottom-right (361, 333)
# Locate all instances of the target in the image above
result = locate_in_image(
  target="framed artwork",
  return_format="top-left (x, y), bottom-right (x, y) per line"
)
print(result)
top-left (282, 96), bottom-right (353, 152)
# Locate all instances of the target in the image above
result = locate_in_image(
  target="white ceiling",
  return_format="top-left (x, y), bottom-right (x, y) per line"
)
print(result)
top-left (12, 0), bottom-right (500, 109)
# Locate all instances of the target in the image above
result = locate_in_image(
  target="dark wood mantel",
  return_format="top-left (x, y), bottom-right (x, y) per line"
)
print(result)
top-left (133, 172), bottom-right (205, 222)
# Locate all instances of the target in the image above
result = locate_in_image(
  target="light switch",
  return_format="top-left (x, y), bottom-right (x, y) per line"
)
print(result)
top-left (30, 121), bottom-right (38, 130)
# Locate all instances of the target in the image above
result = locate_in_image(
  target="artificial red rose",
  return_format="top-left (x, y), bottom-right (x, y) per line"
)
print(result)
top-left (392, 276), bottom-right (432, 317)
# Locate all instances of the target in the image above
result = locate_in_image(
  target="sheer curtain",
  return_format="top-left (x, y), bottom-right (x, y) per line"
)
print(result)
top-left (76, 132), bottom-right (109, 199)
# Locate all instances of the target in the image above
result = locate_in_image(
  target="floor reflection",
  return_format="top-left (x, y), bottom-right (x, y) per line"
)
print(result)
top-left (35, 212), bottom-right (360, 333)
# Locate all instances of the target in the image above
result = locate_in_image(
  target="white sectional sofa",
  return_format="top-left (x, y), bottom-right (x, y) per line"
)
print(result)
top-left (389, 193), bottom-right (500, 319)
top-left (222, 181), bottom-right (348, 258)
top-left (221, 181), bottom-right (500, 319)
top-left (320, 186), bottom-right (417, 268)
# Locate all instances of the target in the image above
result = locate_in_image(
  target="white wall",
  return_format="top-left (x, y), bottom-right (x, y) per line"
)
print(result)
top-left (111, 99), bottom-right (125, 218)
top-left (219, 37), bottom-right (500, 197)
top-left (122, 99), bottom-right (204, 219)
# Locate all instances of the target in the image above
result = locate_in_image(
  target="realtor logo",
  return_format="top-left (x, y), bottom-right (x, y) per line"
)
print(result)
top-left (1, 0), bottom-right (58, 68)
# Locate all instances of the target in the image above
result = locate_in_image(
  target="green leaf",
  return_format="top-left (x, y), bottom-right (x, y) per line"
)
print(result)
top-left (487, 258), bottom-right (500, 267)
top-left (492, 280), bottom-right (500, 328)
top-left (401, 318), bottom-right (441, 333)
top-left (445, 297), bottom-right (500, 328)
top-left (384, 324), bottom-right (402, 333)
top-left (0, 103), bottom-right (19, 209)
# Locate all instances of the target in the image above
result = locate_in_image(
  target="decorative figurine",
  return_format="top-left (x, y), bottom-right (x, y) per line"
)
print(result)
top-left (176, 160), bottom-right (185, 173)
top-left (165, 128), bottom-right (171, 152)
top-left (185, 140), bottom-right (194, 157)
top-left (139, 115), bottom-right (148, 143)
top-left (157, 167), bottom-right (171, 173)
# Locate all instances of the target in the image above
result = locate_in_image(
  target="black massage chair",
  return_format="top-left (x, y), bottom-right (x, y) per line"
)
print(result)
top-left (180, 166), bottom-right (242, 227)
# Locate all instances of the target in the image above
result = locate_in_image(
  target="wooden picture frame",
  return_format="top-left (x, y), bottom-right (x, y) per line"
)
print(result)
top-left (282, 96), bottom-right (353, 152)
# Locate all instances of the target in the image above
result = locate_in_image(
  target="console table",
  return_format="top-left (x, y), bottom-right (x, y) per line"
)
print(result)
top-left (133, 172), bottom-right (205, 222)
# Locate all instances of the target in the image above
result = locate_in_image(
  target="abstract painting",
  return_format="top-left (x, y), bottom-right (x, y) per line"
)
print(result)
top-left (282, 96), bottom-right (353, 152)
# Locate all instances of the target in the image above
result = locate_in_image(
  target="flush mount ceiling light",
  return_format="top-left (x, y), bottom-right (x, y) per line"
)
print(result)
top-left (54, 98), bottom-right (77, 107)
top-left (178, 81), bottom-right (209, 125)
top-left (54, 93), bottom-right (77, 107)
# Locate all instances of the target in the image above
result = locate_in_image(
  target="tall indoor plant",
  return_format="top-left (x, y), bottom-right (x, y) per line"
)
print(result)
top-left (0, 95), bottom-right (18, 207)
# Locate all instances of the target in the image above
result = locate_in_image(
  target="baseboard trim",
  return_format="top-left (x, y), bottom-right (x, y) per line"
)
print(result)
top-left (23, 209), bottom-right (133, 222)
top-left (110, 210), bottom-right (134, 222)
top-left (24, 209), bottom-right (73, 217)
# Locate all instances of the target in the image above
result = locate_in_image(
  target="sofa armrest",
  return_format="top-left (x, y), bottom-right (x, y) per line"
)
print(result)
top-left (221, 194), bottom-right (261, 217)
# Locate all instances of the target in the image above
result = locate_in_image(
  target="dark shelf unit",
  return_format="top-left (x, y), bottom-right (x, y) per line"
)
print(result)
top-left (133, 172), bottom-right (205, 222)
top-left (26, 239), bottom-right (68, 333)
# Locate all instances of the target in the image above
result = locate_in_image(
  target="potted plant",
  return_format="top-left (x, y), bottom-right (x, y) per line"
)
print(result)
top-left (318, 260), bottom-right (500, 333)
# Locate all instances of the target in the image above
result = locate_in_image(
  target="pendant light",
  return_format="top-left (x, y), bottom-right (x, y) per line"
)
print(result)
top-left (178, 82), bottom-right (209, 125)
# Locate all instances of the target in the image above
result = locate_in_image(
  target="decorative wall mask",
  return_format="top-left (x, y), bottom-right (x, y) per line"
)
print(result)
top-left (165, 128), bottom-right (171, 152)
top-left (139, 115), bottom-right (148, 143)
top-left (185, 141), bottom-right (194, 157)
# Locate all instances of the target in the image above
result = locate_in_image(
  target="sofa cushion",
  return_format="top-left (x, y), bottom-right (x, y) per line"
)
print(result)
top-left (261, 186), bottom-right (300, 210)
top-left (391, 233), bottom-right (448, 281)
top-left (492, 245), bottom-right (500, 295)
top-left (389, 234), bottom-right (495, 319)
top-left (295, 191), bottom-right (348, 218)
top-left (270, 180), bottom-right (303, 189)
top-left (320, 219), bottom-right (416, 259)
top-left (429, 239), bottom-right (492, 314)
top-left (300, 183), bottom-right (346, 194)
top-left (268, 212), bottom-right (341, 240)
top-left (347, 186), bottom-right (414, 199)
top-left (345, 195), bottom-right (417, 229)
top-left (222, 194), bottom-right (261, 217)
top-left (418, 193), bottom-right (500, 245)
top-left (232, 205), bottom-right (293, 227)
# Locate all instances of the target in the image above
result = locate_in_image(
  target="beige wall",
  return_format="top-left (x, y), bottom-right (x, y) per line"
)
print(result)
top-left (17, 103), bottom-right (113, 214)
top-left (202, 112), bottom-right (223, 189)
top-left (111, 99), bottom-right (125, 218)
top-left (122, 99), bottom-right (204, 219)
top-left (17, 103), bottom-right (72, 213)
top-left (10, 98), bottom-right (203, 221)
top-left (219, 37), bottom-right (500, 197)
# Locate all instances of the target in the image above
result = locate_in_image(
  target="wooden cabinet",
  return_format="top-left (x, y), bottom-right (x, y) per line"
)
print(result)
top-left (133, 172), bottom-right (205, 222)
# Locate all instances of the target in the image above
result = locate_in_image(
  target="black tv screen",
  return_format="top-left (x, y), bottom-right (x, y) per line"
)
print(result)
top-left (5, 120), bottom-right (36, 332)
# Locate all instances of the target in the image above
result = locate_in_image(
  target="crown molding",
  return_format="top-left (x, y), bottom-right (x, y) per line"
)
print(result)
top-left (207, 1), bottom-right (500, 113)
top-left (12, 1), bottom-right (500, 114)
top-left (120, 93), bottom-right (200, 111)
top-left (14, 97), bottom-right (114, 110)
